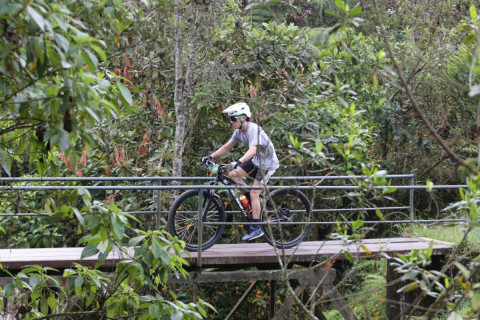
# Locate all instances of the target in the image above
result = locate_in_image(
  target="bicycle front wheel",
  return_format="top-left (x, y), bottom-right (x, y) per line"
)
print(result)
top-left (168, 190), bottom-right (226, 252)
top-left (262, 189), bottom-right (312, 249)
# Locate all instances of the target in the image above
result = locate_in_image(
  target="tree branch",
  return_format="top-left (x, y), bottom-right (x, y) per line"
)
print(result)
top-left (0, 123), bottom-right (38, 136)
top-left (2, 96), bottom-right (59, 105)
top-left (1, 69), bottom-right (58, 105)
top-left (372, 0), bottom-right (478, 174)
top-left (34, 309), bottom-right (100, 320)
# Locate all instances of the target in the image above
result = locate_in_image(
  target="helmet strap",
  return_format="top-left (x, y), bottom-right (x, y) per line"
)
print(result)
top-left (239, 117), bottom-right (247, 131)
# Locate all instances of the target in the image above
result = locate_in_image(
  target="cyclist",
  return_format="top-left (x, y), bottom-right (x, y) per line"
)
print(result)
top-left (202, 102), bottom-right (279, 241)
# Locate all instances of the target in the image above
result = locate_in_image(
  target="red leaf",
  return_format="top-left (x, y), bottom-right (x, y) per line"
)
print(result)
top-left (142, 133), bottom-right (149, 144)
top-left (65, 157), bottom-right (72, 171)
top-left (138, 145), bottom-right (147, 156)
top-left (123, 67), bottom-right (133, 87)
top-left (324, 258), bottom-right (335, 273)
top-left (249, 86), bottom-right (257, 98)
top-left (81, 149), bottom-right (87, 167)
top-left (114, 147), bottom-right (120, 163)
top-left (155, 98), bottom-right (165, 118)
top-left (106, 194), bottom-right (116, 204)
top-left (138, 134), bottom-right (149, 156)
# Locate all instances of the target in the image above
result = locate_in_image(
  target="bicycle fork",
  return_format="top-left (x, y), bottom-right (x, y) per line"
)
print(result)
top-left (200, 193), bottom-right (215, 222)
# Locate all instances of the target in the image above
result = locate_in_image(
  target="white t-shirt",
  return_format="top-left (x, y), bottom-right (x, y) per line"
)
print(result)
top-left (230, 122), bottom-right (279, 171)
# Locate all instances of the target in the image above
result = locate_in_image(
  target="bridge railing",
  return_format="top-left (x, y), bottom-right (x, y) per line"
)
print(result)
top-left (0, 175), bottom-right (468, 223)
top-left (0, 174), bottom-right (418, 219)
top-left (0, 175), bottom-right (468, 262)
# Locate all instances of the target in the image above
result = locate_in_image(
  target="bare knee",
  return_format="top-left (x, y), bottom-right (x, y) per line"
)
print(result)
top-left (250, 190), bottom-right (262, 200)
top-left (228, 170), bottom-right (239, 180)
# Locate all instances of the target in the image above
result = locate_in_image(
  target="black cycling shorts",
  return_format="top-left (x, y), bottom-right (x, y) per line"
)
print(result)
top-left (238, 160), bottom-right (277, 184)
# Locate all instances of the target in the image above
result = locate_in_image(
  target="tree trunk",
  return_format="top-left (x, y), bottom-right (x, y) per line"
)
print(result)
top-left (173, 4), bottom-right (184, 182)
top-left (477, 100), bottom-right (480, 170)
top-left (172, 4), bottom-right (197, 196)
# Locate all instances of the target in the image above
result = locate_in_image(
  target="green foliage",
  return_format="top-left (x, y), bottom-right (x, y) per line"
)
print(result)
top-left (244, 0), bottom-right (338, 28)
top-left (0, 211), bottom-right (214, 318)
top-left (4, 0), bottom-right (480, 319)
top-left (192, 4), bottom-right (387, 176)
top-left (343, 260), bottom-right (387, 320)
top-left (393, 177), bottom-right (480, 319)
top-left (2, 265), bottom-right (63, 316)
top-left (407, 224), bottom-right (480, 247)
top-left (8, 217), bottom-right (65, 248)
top-left (77, 202), bottom-right (138, 264)
top-left (0, 0), bottom-right (132, 177)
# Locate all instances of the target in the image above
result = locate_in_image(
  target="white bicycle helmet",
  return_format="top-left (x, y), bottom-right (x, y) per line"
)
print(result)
top-left (222, 102), bottom-right (252, 118)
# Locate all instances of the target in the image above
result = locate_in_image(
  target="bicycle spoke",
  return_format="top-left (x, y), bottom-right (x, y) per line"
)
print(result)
top-left (186, 225), bottom-right (199, 244)
top-left (175, 214), bottom-right (194, 225)
top-left (203, 224), bottom-right (217, 235)
top-left (176, 223), bottom-right (193, 239)
top-left (262, 190), bottom-right (312, 248)
top-left (168, 190), bottom-right (226, 251)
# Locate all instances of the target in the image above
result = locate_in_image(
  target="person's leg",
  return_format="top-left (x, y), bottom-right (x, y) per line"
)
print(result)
top-left (228, 167), bottom-right (248, 186)
top-left (241, 179), bottom-right (264, 241)
top-left (229, 160), bottom-right (256, 194)
top-left (241, 168), bottom-right (276, 241)
top-left (250, 179), bottom-right (263, 220)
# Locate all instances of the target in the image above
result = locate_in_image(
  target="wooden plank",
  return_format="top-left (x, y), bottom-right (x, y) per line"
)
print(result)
top-left (224, 280), bottom-right (257, 320)
top-left (168, 269), bottom-right (335, 284)
top-left (188, 238), bottom-right (451, 266)
top-left (0, 238), bottom-right (452, 270)
top-left (0, 247), bottom-right (132, 270)
top-left (270, 280), bottom-right (277, 318)
top-left (271, 283), bottom-right (307, 320)
top-left (385, 255), bottom-right (444, 319)
top-left (386, 260), bottom-right (406, 320)
top-left (324, 284), bottom-right (358, 320)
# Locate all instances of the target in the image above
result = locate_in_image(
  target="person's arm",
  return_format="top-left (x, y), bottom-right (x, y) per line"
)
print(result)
top-left (211, 141), bottom-right (236, 159)
top-left (239, 145), bottom-right (257, 163)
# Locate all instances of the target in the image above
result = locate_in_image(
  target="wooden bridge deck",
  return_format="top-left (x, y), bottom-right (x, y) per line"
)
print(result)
top-left (0, 238), bottom-right (451, 270)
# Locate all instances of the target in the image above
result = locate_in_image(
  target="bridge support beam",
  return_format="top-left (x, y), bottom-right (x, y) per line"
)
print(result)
top-left (386, 255), bottom-right (445, 320)
top-left (169, 267), bottom-right (357, 320)
top-left (270, 280), bottom-right (276, 319)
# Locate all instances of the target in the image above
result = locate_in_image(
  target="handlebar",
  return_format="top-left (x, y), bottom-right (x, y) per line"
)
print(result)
top-left (203, 160), bottom-right (230, 175)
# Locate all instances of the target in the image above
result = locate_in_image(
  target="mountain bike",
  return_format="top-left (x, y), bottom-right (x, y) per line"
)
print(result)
top-left (168, 160), bottom-right (312, 252)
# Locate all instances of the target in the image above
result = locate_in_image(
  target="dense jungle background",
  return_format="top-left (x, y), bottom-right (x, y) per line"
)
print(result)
top-left (1, 0), bottom-right (480, 319)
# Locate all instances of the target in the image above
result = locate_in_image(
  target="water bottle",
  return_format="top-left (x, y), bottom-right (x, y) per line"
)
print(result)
top-left (239, 195), bottom-right (251, 211)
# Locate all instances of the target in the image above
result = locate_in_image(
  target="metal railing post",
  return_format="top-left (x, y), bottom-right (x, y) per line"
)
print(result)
top-left (197, 188), bottom-right (203, 268)
top-left (409, 176), bottom-right (414, 236)
top-left (156, 180), bottom-right (162, 229)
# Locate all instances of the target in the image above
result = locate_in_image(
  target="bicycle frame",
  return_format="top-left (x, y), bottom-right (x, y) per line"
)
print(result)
top-left (208, 168), bottom-right (252, 222)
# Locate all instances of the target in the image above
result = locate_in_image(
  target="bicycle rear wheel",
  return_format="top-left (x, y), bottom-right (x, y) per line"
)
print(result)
top-left (168, 190), bottom-right (225, 252)
top-left (262, 189), bottom-right (312, 249)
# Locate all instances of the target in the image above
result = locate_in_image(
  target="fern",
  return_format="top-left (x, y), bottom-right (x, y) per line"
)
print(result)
top-left (245, 0), bottom-right (297, 24)
top-left (446, 44), bottom-right (479, 87)
top-left (310, 27), bottom-right (332, 47)
top-left (453, 141), bottom-right (478, 156)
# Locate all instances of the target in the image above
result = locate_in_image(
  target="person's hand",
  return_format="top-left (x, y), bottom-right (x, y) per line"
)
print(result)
top-left (202, 155), bottom-right (212, 164)
top-left (230, 160), bottom-right (242, 169)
